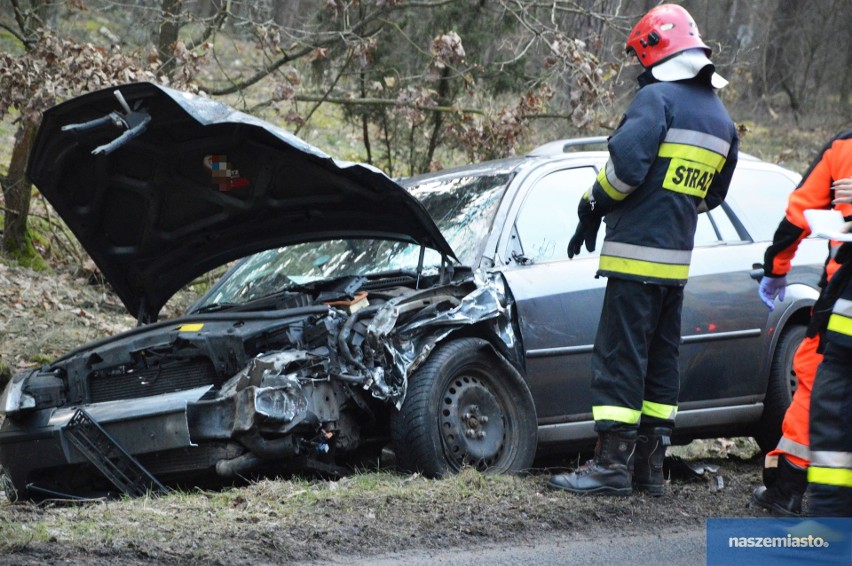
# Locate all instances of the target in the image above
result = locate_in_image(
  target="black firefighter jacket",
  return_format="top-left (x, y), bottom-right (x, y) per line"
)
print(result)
top-left (589, 77), bottom-right (739, 286)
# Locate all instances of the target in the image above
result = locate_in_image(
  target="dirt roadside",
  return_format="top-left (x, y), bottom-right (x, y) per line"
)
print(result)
top-left (0, 458), bottom-right (766, 566)
top-left (0, 263), bottom-right (772, 565)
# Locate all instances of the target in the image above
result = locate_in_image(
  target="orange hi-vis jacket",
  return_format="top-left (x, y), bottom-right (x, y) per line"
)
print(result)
top-left (763, 129), bottom-right (852, 284)
top-left (763, 129), bottom-right (852, 470)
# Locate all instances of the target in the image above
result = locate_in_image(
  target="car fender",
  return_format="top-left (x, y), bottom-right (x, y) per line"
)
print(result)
top-left (758, 282), bottom-right (819, 391)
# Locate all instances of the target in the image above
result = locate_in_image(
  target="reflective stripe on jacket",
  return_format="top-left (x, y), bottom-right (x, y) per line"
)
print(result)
top-left (827, 294), bottom-right (852, 349)
top-left (591, 78), bottom-right (738, 286)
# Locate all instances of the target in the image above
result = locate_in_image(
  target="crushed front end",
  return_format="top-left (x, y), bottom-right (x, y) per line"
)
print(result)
top-left (0, 270), bottom-right (517, 500)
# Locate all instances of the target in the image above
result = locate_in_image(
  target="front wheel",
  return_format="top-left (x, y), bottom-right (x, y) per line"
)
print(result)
top-left (390, 337), bottom-right (537, 477)
top-left (754, 324), bottom-right (805, 453)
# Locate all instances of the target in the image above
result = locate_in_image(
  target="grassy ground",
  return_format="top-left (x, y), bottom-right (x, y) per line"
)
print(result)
top-left (0, 458), bottom-right (764, 565)
top-left (736, 122), bottom-right (834, 174)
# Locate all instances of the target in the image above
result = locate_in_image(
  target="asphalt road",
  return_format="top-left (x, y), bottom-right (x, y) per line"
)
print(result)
top-left (315, 528), bottom-right (705, 566)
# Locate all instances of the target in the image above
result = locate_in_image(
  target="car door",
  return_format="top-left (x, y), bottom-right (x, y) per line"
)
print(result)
top-left (498, 160), bottom-right (808, 428)
top-left (676, 198), bottom-right (771, 406)
top-left (497, 164), bottom-right (605, 423)
top-left (676, 163), bottom-right (819, 408)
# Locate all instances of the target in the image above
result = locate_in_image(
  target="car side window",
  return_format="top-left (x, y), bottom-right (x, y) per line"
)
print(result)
top-left (513, 167), bottom-right (598, 262)
top-left (694, 207), bottom-right (741, 246)
top-left (693, 213), bottom-right (718, 246)
top-left (724, 167), bottom-right (799, 242)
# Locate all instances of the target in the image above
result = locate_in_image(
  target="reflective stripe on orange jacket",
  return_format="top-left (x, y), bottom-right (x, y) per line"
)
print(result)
top-left (763, 130), bottom-right (852, 284)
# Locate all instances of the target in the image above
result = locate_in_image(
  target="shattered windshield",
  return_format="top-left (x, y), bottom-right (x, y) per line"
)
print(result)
top-left (406, 172), bottom-right (510, 263)
top-left (197, 172), bottom-right (510, 307)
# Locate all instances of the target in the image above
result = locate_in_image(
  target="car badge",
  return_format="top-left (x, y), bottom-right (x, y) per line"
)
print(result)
top-left (203, 154), bottom-right (250, 192)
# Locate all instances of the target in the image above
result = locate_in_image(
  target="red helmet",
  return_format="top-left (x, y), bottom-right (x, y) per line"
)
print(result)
top-left (625, 4), bottom-right (710, 68)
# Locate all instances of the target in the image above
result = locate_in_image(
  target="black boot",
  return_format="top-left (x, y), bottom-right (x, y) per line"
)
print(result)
top-left (633, 426), bottom-right (671, 497)
top-left (548, 429), bottom-right (637, 496)
top-left (751, 455), bottom-right (807, 516)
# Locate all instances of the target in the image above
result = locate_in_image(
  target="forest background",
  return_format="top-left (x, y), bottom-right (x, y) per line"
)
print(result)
top-left (0, 0), bottom-right (849, 268)
top-left (0, 3), bottom-right (849, 562)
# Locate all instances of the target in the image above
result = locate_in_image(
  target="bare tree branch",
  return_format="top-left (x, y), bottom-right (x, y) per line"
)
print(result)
top-left (251, 92), bottom-right (580, 124)
top-left (251, 93), bottom-right (481, 115)
top-left (294, 50), bottom-right (353, 136)
top-left (0, 19), bottom-right (31, 46)
top-left (0, 204), bottom-right (19, 217)
top-left (202, 43), bottom-right (314, 95)
top-left (9, 0), bottom-right (28, 36)
top-left (6, 0), bottom-right (42, 49)
top-left (186, 0), bottom-right (231, 50)
top-left (199, 0), bottom-right (457, 96)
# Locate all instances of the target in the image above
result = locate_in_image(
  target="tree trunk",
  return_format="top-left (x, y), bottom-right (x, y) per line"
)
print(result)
top-left (2, 117), bottom-right (38, 255)
top-left (763, 2), bottom-right (800, 112)
top-left (423, 66), bottom-right (451, 174)
top-left (158, 0), bottom-right (183, 77)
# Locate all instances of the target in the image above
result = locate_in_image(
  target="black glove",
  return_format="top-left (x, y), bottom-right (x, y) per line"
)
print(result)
top-left (567, 197), bottom-right (602, 258)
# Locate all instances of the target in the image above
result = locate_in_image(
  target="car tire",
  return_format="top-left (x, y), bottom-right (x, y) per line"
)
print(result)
top-left (754, 324), bottom-right (805, 453)
top-left (390, 337), bottom-right (537, 478)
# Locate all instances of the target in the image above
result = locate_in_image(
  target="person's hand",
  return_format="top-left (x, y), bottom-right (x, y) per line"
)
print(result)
top-left (758, 275), bottom-right (787, 311)
top-left (831, 177), bottom-right (852, 205)
top-left (567, 222), bottom-right (586, 258)
top-left (567, 198), bottom-right (602, 258)
top-left (567, 220), bottom-right (601, 258)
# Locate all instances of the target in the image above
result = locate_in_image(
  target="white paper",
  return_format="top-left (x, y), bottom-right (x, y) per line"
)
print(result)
top-left (803, 209), bottom-right (852, 242)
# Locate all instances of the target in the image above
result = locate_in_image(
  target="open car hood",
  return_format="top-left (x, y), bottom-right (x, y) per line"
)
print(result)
top-left (27, 82), bottom-right (456, 321)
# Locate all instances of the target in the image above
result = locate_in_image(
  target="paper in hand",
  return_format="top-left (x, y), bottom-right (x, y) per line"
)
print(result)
top-left (803, 209), bottom-right (852, 242)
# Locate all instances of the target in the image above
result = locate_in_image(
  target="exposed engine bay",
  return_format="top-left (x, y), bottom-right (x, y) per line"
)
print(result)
top-left (1, 269), bottom-right (517, 498)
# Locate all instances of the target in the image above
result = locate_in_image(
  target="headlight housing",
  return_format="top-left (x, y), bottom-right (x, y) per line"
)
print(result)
top-left (0, 369), bottom-right (64, 416)
top-left (0, 372), bottom-right (37, 416)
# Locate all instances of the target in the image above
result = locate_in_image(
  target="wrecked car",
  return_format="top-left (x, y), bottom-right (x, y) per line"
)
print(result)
top-left (0, 82), bottom-right (826, 500)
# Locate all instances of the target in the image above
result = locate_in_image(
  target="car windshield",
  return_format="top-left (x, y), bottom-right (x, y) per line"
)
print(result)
top-left (408, 172), bottom-right (511, 262)
top-left (195, 172), bottom-right (510, 308)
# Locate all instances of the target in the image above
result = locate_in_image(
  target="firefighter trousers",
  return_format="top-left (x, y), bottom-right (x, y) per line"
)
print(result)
top-left (591, 278), bottom-right (682, 432)
top-left (807, 341), bottom-right (852, 517)
top-left (766, 334), bottom-right (822, 469)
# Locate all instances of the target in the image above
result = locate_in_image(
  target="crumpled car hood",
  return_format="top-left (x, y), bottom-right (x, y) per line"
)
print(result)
top-left (26, 82), bottom-right (455, 321)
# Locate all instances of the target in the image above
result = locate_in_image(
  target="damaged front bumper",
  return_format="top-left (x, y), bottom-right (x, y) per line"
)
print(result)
top-left (0, 385), bottom-right (210, 499)
top-left (0, 353), bottom-right (351, 499)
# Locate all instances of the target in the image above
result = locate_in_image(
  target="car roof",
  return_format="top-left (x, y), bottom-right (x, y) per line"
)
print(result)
top-left (404, 136), bottom-right (768, 192)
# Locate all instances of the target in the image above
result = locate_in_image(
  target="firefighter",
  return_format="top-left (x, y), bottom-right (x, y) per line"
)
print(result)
top-left (752, 131), bottom-right (852, 516)
top-left (548, 4), bottom-right (738, 496)
top-left (802, 236), bottom-right (852, 517)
